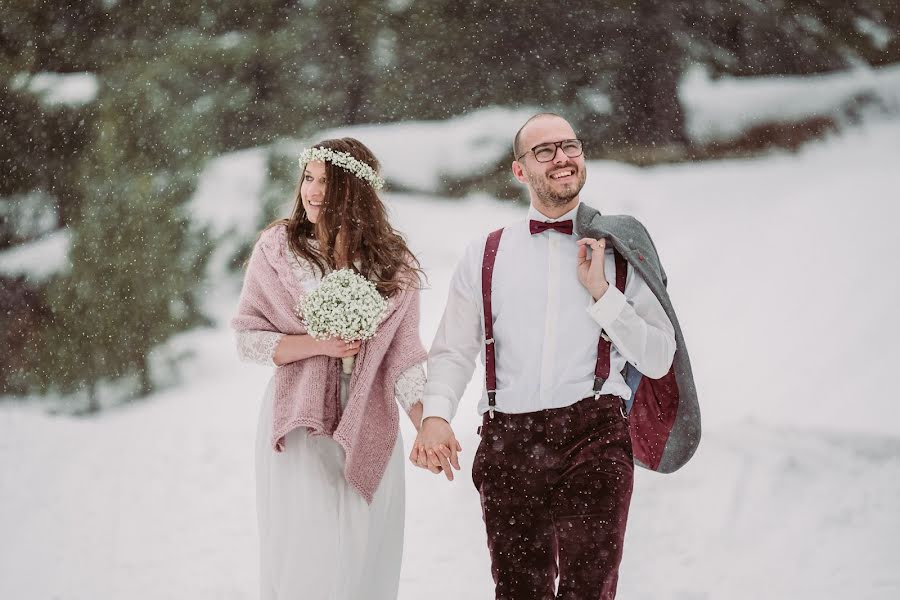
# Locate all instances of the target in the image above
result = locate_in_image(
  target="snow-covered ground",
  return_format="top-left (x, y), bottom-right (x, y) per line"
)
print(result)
top-left (3, 110), bottom-right (900, 599)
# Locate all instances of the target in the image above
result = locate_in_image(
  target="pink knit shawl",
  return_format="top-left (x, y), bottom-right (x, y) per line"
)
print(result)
top-left (231, 224), bottom-right (427, 503)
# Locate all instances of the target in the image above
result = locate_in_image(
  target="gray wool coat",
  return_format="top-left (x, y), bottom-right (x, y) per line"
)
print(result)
top-left (575, 202), bottom-right (701, 473)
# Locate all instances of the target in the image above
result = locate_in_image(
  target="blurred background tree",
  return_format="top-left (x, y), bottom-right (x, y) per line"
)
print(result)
top-left (2, 0), bottom-right (898, 407)
top-left (26, 67), bottom-right (211, 411)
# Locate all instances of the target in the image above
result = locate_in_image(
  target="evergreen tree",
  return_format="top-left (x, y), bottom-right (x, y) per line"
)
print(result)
top-left (33, 78), bottom-right (210, 411)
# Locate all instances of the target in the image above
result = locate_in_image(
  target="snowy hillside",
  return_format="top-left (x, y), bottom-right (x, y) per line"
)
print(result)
top-left (681, 62), bottom-right (900, 143)
top-left (2, 111), bottom-right (900, 599)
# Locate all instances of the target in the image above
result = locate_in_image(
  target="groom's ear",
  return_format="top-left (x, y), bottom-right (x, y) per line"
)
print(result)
top-left (511, 160), bottom-right (528, 184)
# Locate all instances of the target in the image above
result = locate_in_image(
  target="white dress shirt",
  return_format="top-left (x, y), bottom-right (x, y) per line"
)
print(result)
top-left (423, 202), bottom-right (676, 422)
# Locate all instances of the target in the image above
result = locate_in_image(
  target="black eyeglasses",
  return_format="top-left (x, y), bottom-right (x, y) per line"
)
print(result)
top-left (517, 139), bottom-right (584, 163)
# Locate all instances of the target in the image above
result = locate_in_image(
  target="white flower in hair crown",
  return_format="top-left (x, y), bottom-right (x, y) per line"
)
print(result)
top-left (299, 146), bottom-right (385, 191)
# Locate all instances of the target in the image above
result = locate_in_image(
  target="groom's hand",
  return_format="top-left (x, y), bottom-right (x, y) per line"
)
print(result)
top-left (576, 237), bottom-right (610, 300)
top-left (410, 417), bottom-right (462, 481)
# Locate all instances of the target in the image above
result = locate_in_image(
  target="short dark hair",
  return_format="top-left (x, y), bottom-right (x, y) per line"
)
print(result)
top-left (513, 112), bottom-right (566, 159)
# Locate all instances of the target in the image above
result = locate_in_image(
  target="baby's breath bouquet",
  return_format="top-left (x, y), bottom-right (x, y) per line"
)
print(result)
top-left (299, 269), bottom-right (389, 374)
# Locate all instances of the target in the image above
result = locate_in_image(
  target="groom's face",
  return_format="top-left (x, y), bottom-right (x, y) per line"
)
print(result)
top-left (513, 116), bottom-right (587, 208)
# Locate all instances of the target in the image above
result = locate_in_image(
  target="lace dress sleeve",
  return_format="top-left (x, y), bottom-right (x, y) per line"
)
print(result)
top-left (236, 330), bottom-right (284, 366)
top-left (394, 363), bottom-right (425, 413)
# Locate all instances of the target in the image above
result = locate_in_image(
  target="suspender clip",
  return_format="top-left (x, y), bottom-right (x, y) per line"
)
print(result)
top-left (485, 337), bottom-right (494, 345)
top-left (488, 390), bottom-right (496, 419)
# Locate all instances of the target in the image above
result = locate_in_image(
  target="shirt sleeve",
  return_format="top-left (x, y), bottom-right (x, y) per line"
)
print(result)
top-left (422, 241), bottom-right (485, 423)
top-left (587, 255), bottom-right (676, 379)
top-left (394, 363), bottom-right (426, 413)
top-left (235, 330), bottom-right (284, 366)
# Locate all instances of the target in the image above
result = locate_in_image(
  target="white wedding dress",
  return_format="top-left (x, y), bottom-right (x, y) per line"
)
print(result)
top-left (237, 246), bottom-right (424, 600)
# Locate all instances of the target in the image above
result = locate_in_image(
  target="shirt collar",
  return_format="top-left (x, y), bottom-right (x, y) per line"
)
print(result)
top-left (527, 202), bottom-right (580, 224)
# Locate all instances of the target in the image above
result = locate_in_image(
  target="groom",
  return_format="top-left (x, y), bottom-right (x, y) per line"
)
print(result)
top-left (412, 113), bottom-right (699, 599)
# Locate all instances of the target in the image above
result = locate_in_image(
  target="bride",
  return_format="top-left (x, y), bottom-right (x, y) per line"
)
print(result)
top-left (232, 137), bottom-right (427, 599)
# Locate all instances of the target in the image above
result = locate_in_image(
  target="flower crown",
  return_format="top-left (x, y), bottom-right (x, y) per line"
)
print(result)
top-left (298, 146), bottom-right (385, 191)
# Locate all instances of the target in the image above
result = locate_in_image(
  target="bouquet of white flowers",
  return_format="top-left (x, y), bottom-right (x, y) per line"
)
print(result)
top-left (299, 269), bottom-right (389, 374)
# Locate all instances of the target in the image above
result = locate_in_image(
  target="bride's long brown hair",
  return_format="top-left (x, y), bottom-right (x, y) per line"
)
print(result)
top-left (269, 137), bottom-right (423, 297)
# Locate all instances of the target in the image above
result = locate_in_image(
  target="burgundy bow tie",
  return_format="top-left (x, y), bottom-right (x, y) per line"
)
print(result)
top-left (529, 219), bottom-right (573, 235)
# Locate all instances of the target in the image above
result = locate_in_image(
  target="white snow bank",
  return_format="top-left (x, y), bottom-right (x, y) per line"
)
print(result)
top-left (188, 147), bottom-right (269, 278)
top-left (681, 62), bottom-right (900, 143)
top-left (189, 147), bottom-right (268, 240)
top-left (0, 229), bottom-right (71, 282)
top-left (317, 106), bottom-right (536, 192)
top-left (10, 71), bottom-right (100, 108)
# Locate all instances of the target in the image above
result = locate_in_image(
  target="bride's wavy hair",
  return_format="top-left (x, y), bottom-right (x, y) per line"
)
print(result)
top-left (270, 137), bottom-right (423, 297)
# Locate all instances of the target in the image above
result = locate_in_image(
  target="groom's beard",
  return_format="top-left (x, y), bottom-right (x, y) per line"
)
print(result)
top-left (525, 163), bottom-right (586, 208)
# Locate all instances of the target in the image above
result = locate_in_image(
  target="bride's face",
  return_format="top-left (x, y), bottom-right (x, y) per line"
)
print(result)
top-left (300, 160), bottom-right (327, 223)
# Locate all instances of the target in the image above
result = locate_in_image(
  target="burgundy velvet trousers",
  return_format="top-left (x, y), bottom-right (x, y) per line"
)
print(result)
top-left (472, 395), bottom-right (634, 600)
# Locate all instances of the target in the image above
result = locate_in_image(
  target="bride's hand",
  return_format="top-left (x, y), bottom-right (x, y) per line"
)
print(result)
top-left (316, 337), bottom-right (361, 359)
top-left (407, 401), bottom-right (424, 431)
top-left (273, 335), bottom-right (360, 365)
top-left (410, 417), bottom-right (462, 480)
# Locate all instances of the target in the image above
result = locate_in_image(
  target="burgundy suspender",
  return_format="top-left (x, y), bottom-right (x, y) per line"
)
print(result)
top-left (481, 232), bottom-right (627, 417)
top-left (482, 229), bottom-right (504, 418)
top-left (593, 249), bottom-right (628, 398)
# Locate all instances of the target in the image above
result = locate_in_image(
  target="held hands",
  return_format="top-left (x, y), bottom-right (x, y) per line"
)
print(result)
top-left (409, 416), bottom-right (462, 481)
top-left (576, 237), bottom-right (610, 301)
top-left (316, 337), bottom-right (361, 359)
